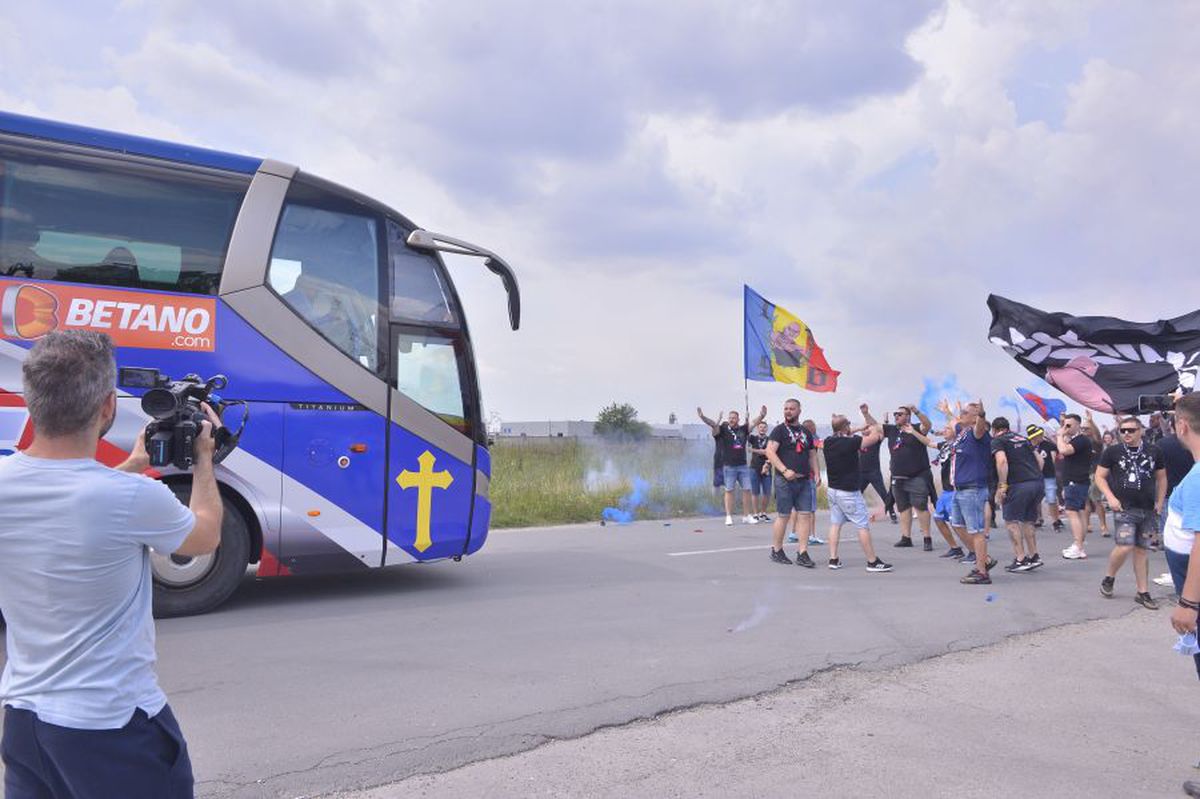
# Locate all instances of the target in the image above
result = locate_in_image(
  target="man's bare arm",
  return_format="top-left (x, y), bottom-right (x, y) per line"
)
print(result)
top-left (175, 406), bottom-right (224, 557)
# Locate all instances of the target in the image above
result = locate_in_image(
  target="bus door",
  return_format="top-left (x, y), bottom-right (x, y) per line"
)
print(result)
top-left (268, 197), bottom-right (392, 572)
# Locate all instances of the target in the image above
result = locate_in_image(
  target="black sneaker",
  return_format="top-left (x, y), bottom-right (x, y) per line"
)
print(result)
top-left (795, 551), bottom-right (815, 568)
top-left (889, 512), bottom-right (898, 524)
top-left (1013, 556), bottom-right (1035, 572)
top-left (1025, 553), bottom-right (1044, 571)
top-left (960, 569), bottom-right (992, 585)
top-left (893, 537), bottom-right (913, 548)
top-left (770, 548), bottom-right (793, 565)
top-left (1099, 576), bottom-right (1114, 597)
top-left (1004, 558), bottom-right (1024, 573)
top-left (922, 538), bottom-right (933, 552)
top-left (866, 559), bottom-right (893, 573)
top-left (984, 557), bottom-right (998, 572)
top-left (828, 558), bottom-right (843, 570)
top-left (939, 547), bottom-right (964, 559)
top-left (1052, 520), bottom-right (1064, 532)
top-left (1135, 592), bottom-right (1159, 610)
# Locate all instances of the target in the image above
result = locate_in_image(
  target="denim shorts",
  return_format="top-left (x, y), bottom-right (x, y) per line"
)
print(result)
top-left (933, 490), bottom-right (956, 522)
top-left (749, 468), bottom-right (772, 496)
top-left (951, 486), bottom-right (987, 533)
top-left (1113, 508), bottom-right (1159, 549)
top-left (1063, 481), bottom-right (1090, 511)
top-left (804, 478), bottom-right (817, 512)
top-left (776, 476), bottom-right (815, 516)
top-left (1002, 481), bottom-right (1042, 524)
top-left (1043, 477), bottom-right (1058, 506)
top-left (722, 464), bottom-right (752, 491)
top-left (829, 488), bottom-right (870, 528)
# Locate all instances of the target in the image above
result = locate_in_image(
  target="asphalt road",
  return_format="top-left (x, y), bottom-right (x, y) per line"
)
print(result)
top-left (0, 515), bottom-right (1178, 797)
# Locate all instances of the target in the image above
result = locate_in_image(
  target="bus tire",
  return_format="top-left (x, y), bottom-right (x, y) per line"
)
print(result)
top-left (152, 484), bottom-right (250, 618)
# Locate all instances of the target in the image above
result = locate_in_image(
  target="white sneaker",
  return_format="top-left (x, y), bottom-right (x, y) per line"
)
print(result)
top-left (725, 515), bottom-right (734, 526)
top-left (742, 515), bottom-right (758, 525)
top-left (808, 535), bottom-right (826, 545)
top-left (1153, 572), bottom-right (1174, 587)
top-left (1061, 544), bottom-right (1087, 560)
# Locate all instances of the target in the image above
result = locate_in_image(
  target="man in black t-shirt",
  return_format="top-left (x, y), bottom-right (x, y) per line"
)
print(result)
top-left (748, 421), bottom-right (773, 522)
top-left (1096, 416), bottom-right (1167, 608)
top-left (765, 398), bottom-right (819, 567)
top-left (1028, 426), bottom-right (1061, 532)
top-left (866, 403), bottom-right (934, 549)
top-left (991, 417), bottom-right (1046, 573)
top-left (821, 415), bottom-right (892, 572)
top-left (699, 405), bottom-right (768, 526)
top-left (1056, 414), bottom-right (1095, 559)
top-left (856, 404), bottom-right (896, 523)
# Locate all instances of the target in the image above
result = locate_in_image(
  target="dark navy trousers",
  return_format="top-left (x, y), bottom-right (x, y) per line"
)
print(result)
top-left (2, 704), bottom-right (193, 798)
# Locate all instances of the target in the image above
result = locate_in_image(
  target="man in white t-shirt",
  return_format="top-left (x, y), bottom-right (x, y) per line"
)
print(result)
top-left (0, 331), bottom-right (223, 798)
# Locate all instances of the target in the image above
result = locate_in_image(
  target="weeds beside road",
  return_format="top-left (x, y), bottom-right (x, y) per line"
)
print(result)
top-left (489, 437), bottom-right (830, 528)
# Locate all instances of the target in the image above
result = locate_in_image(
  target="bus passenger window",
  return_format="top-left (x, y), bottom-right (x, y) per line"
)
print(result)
top-left (388, 220), bottom-right (456, 326)
top-left (268, 204), bottom-right (384, 372)
top-left (0, 154), bottom-right (245, 294)
top-left (394, 331), bottom-right (467, 432)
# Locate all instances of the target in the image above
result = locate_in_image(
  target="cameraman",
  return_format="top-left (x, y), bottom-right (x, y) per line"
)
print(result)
top-left (0, 331), bottom-right (222, 798)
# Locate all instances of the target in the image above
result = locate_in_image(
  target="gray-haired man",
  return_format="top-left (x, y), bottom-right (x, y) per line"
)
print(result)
top-left (0, 331), bottom-right (223, 798)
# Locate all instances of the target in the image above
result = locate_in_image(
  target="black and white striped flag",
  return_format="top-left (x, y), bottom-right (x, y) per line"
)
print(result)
top-left (987, 294), bottom-right (1200, 414)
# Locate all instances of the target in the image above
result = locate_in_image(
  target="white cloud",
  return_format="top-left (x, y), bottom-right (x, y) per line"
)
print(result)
top-left (2, 0), bottom-right (1199, 428)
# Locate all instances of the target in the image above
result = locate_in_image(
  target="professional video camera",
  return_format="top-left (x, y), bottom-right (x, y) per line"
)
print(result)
top-left (118, 367), bottom-right (247, 470)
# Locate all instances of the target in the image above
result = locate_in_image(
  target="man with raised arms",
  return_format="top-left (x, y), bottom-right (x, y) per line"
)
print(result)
top-left (822, 414), bottom-right (893, 572)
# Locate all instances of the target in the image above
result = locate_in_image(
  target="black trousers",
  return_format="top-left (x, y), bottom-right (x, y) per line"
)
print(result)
top-left (859, 469), bottom-right (895, 514)
top-left (2, 705), bottom-right (194, 798)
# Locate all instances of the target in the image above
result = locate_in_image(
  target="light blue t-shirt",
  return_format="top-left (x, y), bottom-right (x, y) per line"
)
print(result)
top-left (1164, 462), bottom-right (1200, 556)
top-left (0, 453), bottom-right (194, 729)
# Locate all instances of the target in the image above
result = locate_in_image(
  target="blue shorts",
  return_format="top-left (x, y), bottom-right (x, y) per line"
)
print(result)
top-left (2, 704), bottom-right (193, 798)
top-left (1002, 481), bottom-right (1042, 524)
top-left (951, 486), bottom-right (987, 533)
top-left (775, 476), bottom-right (815, 516)
top-left (804, 478), bottom-right (817, 512)
top-left (1063, 481), bottom-right (1089, 511)
top-left (934, 490), bottom-right (956, 522)
top-left (1166, 548), bottom-right (1200, 680)
top-left (1043, 477), bottom-right (1058, 506)
top-left (749, 468), bottom-right (772, 496)
top-left (722, 464), bottom-right (752, 491)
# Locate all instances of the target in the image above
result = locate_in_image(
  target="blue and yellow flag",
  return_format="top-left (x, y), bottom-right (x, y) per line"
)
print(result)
top-left (744, 285), bottom-right (839, 392)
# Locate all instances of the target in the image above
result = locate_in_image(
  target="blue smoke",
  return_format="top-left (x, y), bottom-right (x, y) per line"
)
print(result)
top-left (997, 394), bottom-right (1024, 426)
top-left (918, 374), bottom-right (972, 419)
top-left (602, 477), bottom-right (650, 524)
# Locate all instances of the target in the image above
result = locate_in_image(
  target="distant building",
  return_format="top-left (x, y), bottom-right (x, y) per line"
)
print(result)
top-left (496, 421), bottom-right (712, 441)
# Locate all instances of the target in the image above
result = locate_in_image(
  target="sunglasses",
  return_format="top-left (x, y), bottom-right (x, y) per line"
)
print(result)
top-left (1119, 428), bottom-right (1139, 434)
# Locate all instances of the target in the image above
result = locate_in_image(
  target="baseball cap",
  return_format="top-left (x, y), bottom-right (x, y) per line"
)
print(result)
top-left (1026, 424), bottom-right (1044, 439)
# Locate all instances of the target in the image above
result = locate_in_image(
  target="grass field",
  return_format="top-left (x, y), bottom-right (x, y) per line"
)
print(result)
top-left (489, 437), bottom-right (828, 528)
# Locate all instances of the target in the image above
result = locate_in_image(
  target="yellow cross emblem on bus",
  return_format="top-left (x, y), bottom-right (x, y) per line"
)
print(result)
top-left (396, 450), bottom-right (454, 552)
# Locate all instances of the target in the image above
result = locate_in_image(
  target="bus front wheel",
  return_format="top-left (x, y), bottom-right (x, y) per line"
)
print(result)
top-left (152, 484), bottom-right (250, 618)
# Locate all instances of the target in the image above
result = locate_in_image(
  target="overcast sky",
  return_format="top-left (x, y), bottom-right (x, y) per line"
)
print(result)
top-left (3, 1), bottom-right (1199, 429)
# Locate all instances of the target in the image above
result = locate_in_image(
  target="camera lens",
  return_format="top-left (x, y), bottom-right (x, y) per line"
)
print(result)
top-left (141, 388), bottom-right (179, 419)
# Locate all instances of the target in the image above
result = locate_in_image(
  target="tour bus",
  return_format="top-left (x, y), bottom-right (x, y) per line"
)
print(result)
top-left (0, 111), bottom-right (519, 616)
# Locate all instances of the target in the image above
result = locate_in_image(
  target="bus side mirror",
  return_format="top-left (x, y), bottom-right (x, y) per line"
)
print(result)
top-left (484, 257), bottom-right (520, 331)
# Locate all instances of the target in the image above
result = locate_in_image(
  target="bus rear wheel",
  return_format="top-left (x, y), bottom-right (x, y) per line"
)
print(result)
top-left (152, 484), bottom-right (250, 618)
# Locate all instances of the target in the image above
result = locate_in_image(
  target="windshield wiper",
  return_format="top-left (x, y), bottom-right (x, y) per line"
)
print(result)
top-left (407, 230), bottom-right (521, 331)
